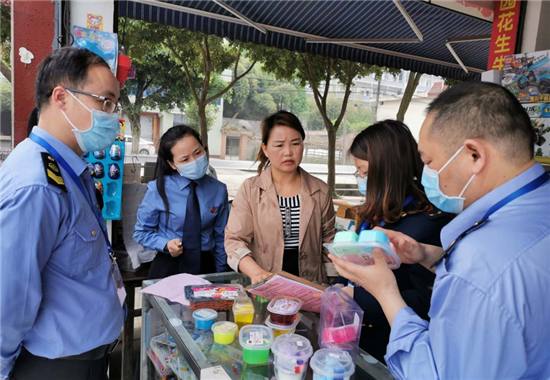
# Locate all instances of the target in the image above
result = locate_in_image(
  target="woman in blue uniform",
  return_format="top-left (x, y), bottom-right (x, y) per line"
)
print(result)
top-left (334, 120), bottom-right (453, 363)
top-left (134, 125), bottom-right (230, 279)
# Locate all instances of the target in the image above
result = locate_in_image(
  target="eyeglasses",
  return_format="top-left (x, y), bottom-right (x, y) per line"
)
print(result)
top-left (430, 217), bottom-right (488, 268)
top-left (354, 171), bottom-right (367, 179)
top-left (64, 87), bottom-right (121, 114)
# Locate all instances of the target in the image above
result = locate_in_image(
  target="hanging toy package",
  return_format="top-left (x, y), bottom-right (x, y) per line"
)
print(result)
top-left (318, 286), bottom-right (364, 364)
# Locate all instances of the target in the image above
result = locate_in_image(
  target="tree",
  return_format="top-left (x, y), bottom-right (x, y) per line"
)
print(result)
top-left (1, 0), bottom-right (11, 81)
top-left (224, 59), bottom-right (309, 121)
top-left (118, 18), bottom-right (191, 153)
top-left (146, 25), bottom-right (257, 153)
top-left (396, 72), bottom-right (421, 122)
top-left (250, 47), bottom-right (395, 196)
top-left (185, 101), bottom-right (219, 133)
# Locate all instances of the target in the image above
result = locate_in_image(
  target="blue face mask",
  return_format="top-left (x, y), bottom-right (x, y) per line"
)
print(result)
top-left (356, 176), bottom-right (367, 196)
top-left (176, 153), bottom-right (208, 180)
top-left (61, 91), bottom-right (120, 153)
top-left (421, 146), bottom-right (476, 214)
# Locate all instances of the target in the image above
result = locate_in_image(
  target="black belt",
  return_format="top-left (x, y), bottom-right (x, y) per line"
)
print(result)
top-left (61, 339), bottom-right (119, 361)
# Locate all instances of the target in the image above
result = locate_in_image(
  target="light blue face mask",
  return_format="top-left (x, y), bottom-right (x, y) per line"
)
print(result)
top-left (356, 176), bottom-right (367, 196)
top-left (61, 90), bottom-right (120, 153)
top-left (176, 153), bottom-right (208, 180)
top-left (421, 146), bottom-right (476, 214)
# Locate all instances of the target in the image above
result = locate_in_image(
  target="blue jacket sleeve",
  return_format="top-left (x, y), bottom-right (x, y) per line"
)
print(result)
top-left (213, 187), bottom-right (230, 272)
top-left (385, 275), bottom-right (527, 380)
top-left (0, 186), bottom-right (65, 378)
top-left (133, 182), bottom-right (170, 253)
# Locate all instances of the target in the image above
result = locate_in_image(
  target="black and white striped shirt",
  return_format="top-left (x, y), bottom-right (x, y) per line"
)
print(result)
top-left (277, 194), bottom-right (301, 248)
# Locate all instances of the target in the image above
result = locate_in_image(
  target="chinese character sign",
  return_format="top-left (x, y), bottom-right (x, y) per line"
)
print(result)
top-left (487, 0), bottom-right (521, 71)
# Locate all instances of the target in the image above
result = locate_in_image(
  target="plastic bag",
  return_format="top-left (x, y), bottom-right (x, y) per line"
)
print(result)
top-left (319, 286), bottom-right (364, 364)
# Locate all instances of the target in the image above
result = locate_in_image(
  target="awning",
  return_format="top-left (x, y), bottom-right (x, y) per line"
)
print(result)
top-left (118, 0), bottom-right (493, 81)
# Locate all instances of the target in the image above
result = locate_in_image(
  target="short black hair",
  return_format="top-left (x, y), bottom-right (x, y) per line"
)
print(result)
top-left (35, 47), bottom-right (110, 111)
top-left (427, 82), bottom-right (534, 163)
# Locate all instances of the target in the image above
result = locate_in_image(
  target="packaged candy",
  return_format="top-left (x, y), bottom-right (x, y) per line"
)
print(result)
top-left (271, 333), bottom-right (313, 380)
top-left (310, 348), bottom-right (355, 380)
top-left (211, 321), bottom-right (238, 344)
top-left (192, 308), bottom-right (217, 330)
top-left (232, 297), bottom-right (255, 330)
top-left (319, 286), bottom-right (363, 364)
top-left (264, 314), bottom-right (302, 338)
top-left (267, 296), bottom-right (303, 326)
top-left (239, 325), bottom-right (273, 364)
top-left (324, 230), bottom-right (401, 269)
top-left (184, 284), bottom-right (246, 311)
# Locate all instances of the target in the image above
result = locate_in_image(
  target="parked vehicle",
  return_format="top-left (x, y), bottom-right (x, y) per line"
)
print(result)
top-left (123, 135), bottom-right (156, 155)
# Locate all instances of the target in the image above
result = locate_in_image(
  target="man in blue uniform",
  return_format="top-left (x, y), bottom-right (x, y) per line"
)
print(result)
top-left (0, 47), bottom-right (126, 380)
top-left (330, 82), bottom-right (550, 379)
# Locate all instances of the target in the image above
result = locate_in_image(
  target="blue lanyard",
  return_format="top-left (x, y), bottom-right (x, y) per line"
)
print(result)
top-left (30, 133), bottom-right (114, 255)
top-left (359, 195), bottom-right (415, 232)
top-left (431, 171), bottom-right (550, 267)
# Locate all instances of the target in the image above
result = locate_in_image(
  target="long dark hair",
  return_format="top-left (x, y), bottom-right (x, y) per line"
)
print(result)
top-left (154, 124), bottom-right (203, 225)
top-left (349, 120), bottom-right (429, 226)
top-left (256, 110), bottom-right (306, 174)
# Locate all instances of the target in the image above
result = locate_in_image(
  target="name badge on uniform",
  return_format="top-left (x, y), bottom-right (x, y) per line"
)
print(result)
top-left (110, 257), bottom-right (127, 307)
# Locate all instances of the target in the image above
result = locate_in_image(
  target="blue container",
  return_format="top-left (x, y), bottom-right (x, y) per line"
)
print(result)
top-left (193, 309), bottom-right (218, 330)
top-left (358, 230), bottom-right (390, 245)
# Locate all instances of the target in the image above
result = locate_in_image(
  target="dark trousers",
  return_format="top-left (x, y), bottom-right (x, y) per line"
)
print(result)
top-left (10, 348), bottom-right (109, 380)
top-left (147, 250), bottom-right (216, 280)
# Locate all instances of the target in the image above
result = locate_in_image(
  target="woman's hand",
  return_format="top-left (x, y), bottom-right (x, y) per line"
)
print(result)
top-left (250, 270), bottom-right (273, 285)
top-left (166, 239), bottom-right (183, 257)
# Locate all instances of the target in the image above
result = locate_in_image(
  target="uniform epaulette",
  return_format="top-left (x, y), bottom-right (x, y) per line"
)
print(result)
top-left (40, 152), bottom-right (67, 192)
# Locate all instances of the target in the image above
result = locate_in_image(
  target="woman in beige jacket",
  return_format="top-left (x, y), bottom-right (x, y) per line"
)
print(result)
top-left (225, 111), bottom-right (336, 284)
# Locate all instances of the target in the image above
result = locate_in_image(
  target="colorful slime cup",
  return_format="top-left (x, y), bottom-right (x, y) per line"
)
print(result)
top-left (271, 333), bottom-right (313, 380)
top-left (192, 309), bottom-right (218, 330)
top-left (211, 321), bottom-right (237, 344)
top-left (310, 348), bottom-right (355, 380)
top-left (265, 314), bottom-right (302, 338)
top-left (239, 325), bottom-right (274, 364)
top-left (232, 297), bottom-right (255, 330)
top-left (267, 296), bottom-right (303, 326)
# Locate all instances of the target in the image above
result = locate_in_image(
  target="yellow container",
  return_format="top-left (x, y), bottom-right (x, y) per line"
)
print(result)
top-left (265, 314), bottom-right (302, 339)
top-left (211, 321), bottom-right (238, 345)
top-left (233, 297), bottom-right (255, 330)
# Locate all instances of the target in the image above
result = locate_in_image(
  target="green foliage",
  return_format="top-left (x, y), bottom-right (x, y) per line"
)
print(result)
top-left (223, 58), bottom-right (309, 120)
top-left (185, 102), bottom-right (219, 132)
top-left (0, 77), bottom-right (10, 111)
top-left (118, 18), bottom-right (192, 139)
top-left (1, 1), bottom-right (10, 68)
top-left (305, 96), bottom-right (341, 131)
top-left (444, 78), bottom-right (463, 87)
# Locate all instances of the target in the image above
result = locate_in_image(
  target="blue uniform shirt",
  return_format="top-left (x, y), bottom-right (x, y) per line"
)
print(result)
top-left (385, 163), bottom-right (550, 380)
top-left (134, 174), bottom-right (230, 272)
top-left (0, 127), bottom-right (125, 378)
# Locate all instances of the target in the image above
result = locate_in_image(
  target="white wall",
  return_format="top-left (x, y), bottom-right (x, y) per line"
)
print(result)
top-left (376, 97), bottom-right (432, 141)
top-left (207, 98), bottom-right (224, 157)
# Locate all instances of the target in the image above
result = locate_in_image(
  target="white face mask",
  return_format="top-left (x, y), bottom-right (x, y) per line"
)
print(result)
top-left (61, 91), bottom-right (120, 153)
top-left (421, 146), bottom-right (476, 214)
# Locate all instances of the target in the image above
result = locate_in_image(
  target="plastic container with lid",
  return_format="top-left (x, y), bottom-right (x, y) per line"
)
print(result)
top-left (192, 309), bottom-right (218, 330)
top-left (239, 325), bottom-right (274, 364)
top-left (232, 297), bottom-right (255, 330)
top-left (265, 314), bottom-right (302, 338)
top-left (267, 296), bottom-right (303, 326)
top-left (310, 348), bottom-right (355, 380)
top-left (271, 333), bottom-right (313, 380)
top-left (211, 321), bottom-right (238, 345)
top-left (323, 230), bottom-right (401, 269)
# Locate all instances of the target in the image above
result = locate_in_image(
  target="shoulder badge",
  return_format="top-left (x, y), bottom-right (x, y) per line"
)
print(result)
top-left (41, 152), bottom-right (67, 192)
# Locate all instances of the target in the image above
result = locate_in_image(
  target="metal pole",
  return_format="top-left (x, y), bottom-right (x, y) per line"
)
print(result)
top-left (374, 78), bottom-right (382, 123)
